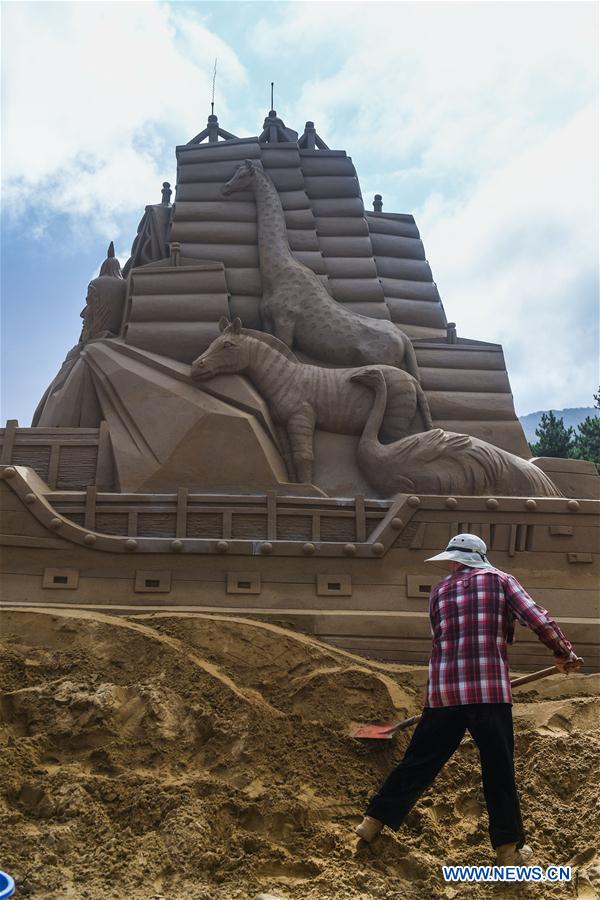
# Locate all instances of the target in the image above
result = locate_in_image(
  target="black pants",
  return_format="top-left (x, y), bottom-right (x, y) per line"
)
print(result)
top-left (365, 703), bottom-right (524, 849)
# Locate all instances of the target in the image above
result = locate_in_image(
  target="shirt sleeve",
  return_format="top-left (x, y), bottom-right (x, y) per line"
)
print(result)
top-left (503, 575), bottom-right (573, 657)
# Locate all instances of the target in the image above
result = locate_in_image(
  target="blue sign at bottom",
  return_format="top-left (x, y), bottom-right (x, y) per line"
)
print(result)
top-left (0, 872), bottom-right (15, 899)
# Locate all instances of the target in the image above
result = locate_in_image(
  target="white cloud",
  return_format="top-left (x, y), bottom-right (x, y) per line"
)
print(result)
top-left (1, 2), bottom-right (247, 239)
top-left (416, 104), bottom-right (598, 414)
top-left (254, 3), bottom-right (595, 188)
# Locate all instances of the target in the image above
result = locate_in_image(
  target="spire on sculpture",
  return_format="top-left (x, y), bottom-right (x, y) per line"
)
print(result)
top-left (98, 241), bottom-right (123, 279)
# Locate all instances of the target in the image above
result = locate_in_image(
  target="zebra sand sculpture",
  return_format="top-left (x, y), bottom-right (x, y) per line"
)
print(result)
top-left (222, 159), bottom-right (421, 378)
top-left (351, 369), bottom-right (562, 497)
top-left (192, 319), bottom-right (432, 484)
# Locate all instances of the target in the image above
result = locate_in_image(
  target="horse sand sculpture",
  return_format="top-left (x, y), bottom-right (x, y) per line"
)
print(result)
top-left (222, 159), bottom-right (420, 378)
top-left (192, 319), bottom-right (432, 484)
top-left (351, 369), bottom-right (562, 497)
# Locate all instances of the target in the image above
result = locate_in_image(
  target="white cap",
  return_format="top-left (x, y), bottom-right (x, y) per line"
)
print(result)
top-left (425, 533), bottom-right (492, 570)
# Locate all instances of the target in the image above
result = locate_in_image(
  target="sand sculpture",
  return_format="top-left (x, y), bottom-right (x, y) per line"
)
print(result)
top-left (222, 159), bottom-right (420, 377)
top-left (32, 243), bottom-right (127, 428)
top-left (192, 318), bottom-right (432, 483)
top-left (1, 107), bottom-right (598, 670)
top-left (352, 368), bottom-right (562, 497)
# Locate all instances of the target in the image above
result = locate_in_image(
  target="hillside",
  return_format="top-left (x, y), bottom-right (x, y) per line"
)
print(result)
top-left (520, 407), bottom-right (597, 442)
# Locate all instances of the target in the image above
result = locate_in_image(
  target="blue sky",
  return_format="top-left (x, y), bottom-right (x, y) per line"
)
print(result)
top-left (1, 1), bottom-right (598, 425)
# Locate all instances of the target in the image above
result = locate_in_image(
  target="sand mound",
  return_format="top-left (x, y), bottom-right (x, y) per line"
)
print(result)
top-left (1, 607), bottom-right (598, 899)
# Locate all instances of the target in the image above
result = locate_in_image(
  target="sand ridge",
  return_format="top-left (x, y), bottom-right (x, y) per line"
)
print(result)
top-left (0, 607), bottom-right (598, 899)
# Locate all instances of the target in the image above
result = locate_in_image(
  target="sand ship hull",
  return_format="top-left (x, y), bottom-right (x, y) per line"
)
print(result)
top-left (2, 461), bottom-right (598, 671)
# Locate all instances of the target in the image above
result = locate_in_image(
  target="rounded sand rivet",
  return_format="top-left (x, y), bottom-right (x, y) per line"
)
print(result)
top-left (344, 543), bottom-right (357, 556)
top-left (124, 538), bottom-right (138, 551)
top-left (2, 466), bottom-right (16, 479)
top-left (445, 497), bottom-right (458, 509)
top-left (486, 498), bottom-right (499, 510)
top-left (83, 533), bottom-right (96, 545)
top-left (525, 499), bottom-right (537, 511)
top-left (302, 542), bottom-right (316, 555)
top-left (407, 495), bottom-right (421, 508)
top-left (567, 499), bottom-right (580, 512)
top-left (391, 517), bottom-right (403, 529)
top-left (24, 492), bottom-right (36, 505)
top-left (372, 542), bottom-right (385, 556)
top-left (170, 539), bottom-right (183, 552)
top-left (216, 540), bottom-right (229, 553)
top-left (50, 517), bottom-right (62, 530)
top-left (261, 541), bottom-right (273, 554)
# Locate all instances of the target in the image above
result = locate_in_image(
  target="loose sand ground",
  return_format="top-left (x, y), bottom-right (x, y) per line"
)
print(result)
top-left (1, 607), bottom-right (598, 899)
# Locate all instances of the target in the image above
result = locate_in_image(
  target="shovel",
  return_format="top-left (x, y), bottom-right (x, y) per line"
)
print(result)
top-left (349, 661), bottom-right (583, 740)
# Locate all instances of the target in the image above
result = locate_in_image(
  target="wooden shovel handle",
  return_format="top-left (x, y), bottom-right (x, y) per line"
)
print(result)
top-left (509, 665), bottom-right (559, 688)
top-left (510, 658), bottom-right (584, 688)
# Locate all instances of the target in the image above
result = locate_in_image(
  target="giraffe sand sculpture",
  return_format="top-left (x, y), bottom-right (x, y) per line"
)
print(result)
top-left (192, 319), bottom-right (432, 484)
top-left (351, 369), bottom-right (562, 497)
top-left (222, 159), bottom-right (421, 378)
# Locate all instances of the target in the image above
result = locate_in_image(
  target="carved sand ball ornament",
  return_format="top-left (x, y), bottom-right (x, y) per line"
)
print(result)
top-left (567, 499), bottom-right (580, 512)
top-left (525, 499), bottom-right (537, 511)
top-left (344, 543), bottom-right (357, 556)
top-left (486, 498), bottom-right (499, 510)
top-left (407, 496), bottom-right (421, 508)
top-left (261, 542), bottom-right (274, 554)
top-left (302, 542), bottom-right (316, 555)
top-left (445, 497), bottom-right (458, 509)
top-left (84, 533), bottom-right (97, 546)
top-left (1, 466), bottom-right (16, 479)
top-left (124, 539), bottom-right (138, 551)
top-left (372, 542), bottom-right (385, 556)
top-left (24, 493), bottom-right (37, 504)
top-left (391, 517), bottom-right (404, 530)
top-left (49, 518), bottom-right (63, 530)
top-left (170, 540), bottom-right (183, 552)
top-left (216, 541), bottom-right (229, 553)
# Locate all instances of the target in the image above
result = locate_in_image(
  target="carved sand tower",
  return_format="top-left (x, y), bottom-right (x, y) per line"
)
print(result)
top-left (2, 109), bottom-right (598, 670)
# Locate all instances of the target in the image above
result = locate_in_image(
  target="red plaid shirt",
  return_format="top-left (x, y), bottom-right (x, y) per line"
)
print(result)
top-left (426, 566), bottom-right (573, 707)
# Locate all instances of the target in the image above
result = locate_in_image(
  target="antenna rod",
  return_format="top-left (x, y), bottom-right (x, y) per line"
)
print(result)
top-left (270, 81), bottom-right (274, 111)
top-left (211, 58), bottom-right (217, 116)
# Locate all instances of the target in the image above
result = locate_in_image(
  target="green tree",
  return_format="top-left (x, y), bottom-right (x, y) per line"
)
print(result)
top-left (529, 411), bottom-right (574, 458)
top-left (570, 387), bottom-right (600, 467)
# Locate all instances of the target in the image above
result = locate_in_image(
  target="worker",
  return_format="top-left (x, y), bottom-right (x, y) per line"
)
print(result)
top-left (355, 533), bottom-right (582, 863)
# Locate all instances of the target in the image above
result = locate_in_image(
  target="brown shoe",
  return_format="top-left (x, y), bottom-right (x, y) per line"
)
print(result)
top-left (355, 815), bottom-right (384, 842)
top-left (495, 842), bottom-right (526, 865)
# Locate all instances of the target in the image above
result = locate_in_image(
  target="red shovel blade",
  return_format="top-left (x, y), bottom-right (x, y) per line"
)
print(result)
top-left (349, 721), bottom-right (398, 740)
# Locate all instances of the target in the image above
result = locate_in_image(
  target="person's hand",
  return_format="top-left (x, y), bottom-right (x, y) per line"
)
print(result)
top-left (554, 652), bottom-right (583, 674)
